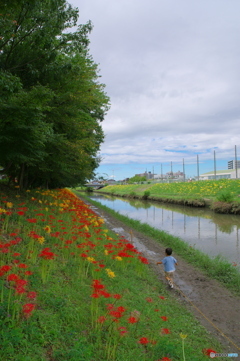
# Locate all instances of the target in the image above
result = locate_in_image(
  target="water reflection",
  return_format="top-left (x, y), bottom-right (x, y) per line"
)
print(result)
top-left (88, 194), bottom-right (240, 265)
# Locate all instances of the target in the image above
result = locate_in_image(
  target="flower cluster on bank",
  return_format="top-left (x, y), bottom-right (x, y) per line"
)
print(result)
top-left (0, 187), bottom-right (219, 360)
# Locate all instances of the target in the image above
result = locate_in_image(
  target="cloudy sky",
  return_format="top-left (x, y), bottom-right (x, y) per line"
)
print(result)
top-left (70, 0), bottom-right (240, 180)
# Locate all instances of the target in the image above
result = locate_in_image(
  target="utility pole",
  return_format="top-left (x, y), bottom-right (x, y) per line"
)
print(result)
top-left (214, 151), bottom-right (216, 180)
top-left (197, 155), bottom-right (199, 181)
top-left (183, 158), bottom-right (185, 182)
top-left (235, 145), bottom-right (238, 179)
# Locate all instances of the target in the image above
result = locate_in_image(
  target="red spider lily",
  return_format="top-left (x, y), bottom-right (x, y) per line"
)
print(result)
top-left (106, 304), bottom-right (114, 310)
top-left (13, 253), bottom-right (21, 257)
top-left (159, 296), bottom-right (165, 300)
top-left (161, 328), bottom-right (170, 334)
top-left (25, 271), bottom-right (33, 276)
top-left (118, 326), bottom-right (128, 336)
top-left (15, 286), bottom-right (26, 294)
top-left (27, 218), bottom-right (37, 223)
top-left (202, 348), bottom-right (216, 356)
top-left (146, 297), bottom-right (153, 302)
top-left (158, 357), bottom-right (172, 361)
top-left (117, 250), bottom-right (134, 258)
top-left (91, 293), bottom-right (100, 298)
top-left (127, 316), bottom-right (138, 324)
top-left (117, 306), bottom-right (126, 313)
top-left (39, 248), bottom-right (57, 260)
top-left (17, 211), bottom-right (25, 215)
top-left (161, 316), bottom-right (168, 321)
top-left (7, 273), bottom-right (20, 282)
top-left (113, 294), bottom-right (122, 299)
top-left (138, 337), bottom-right (149, 345)
top-left (138, 256), bottom-right (149, 264)
top-left (92, 279), bottom-right (105, 291)
top-left (0, 265), bottom-right (12, 276)
top-left (27, 291), bottom-right (37, 300)
top-left (97, 316), bottom-right (107, 323)
top-left (18, 263), bottom-right (28, 269)
top-left (109, 310), bottom-right (124, 319)
top-left (155, 309), bottom-right (160, 312)
top-left (80, 253), bottom-right (88, 258)
top-left (15, 279), bottom-right (28, 287)
top-left (99, 290), bottom-right (111, 298)
top-left (22, 303), bottom-right (35, 318)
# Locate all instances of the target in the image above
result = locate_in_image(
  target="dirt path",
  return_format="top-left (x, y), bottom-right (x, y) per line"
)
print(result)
top-left (86, 200), bottom-right (240, 356)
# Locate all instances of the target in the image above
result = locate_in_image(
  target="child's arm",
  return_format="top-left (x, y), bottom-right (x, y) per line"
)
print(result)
top-left (156, 261), bottom-right (162, 265)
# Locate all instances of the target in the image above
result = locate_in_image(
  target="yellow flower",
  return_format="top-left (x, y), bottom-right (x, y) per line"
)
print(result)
top-left (44, 226), bottom-right (51, 233)
top-left (105, 268), bottom-right (116, 278)
top-left (6, 202), bottom-right (13, 208)
top-left (84, 225), bottom-right (89, 232)
top-left (0, 208), bottom-right (6, 214)
top-left (115, 256), bottom-right (122, 261)
top-left (104, 250), bottom-right (109, 255)
top-left (180, 333), bottom-right (187, 339)
top-left (37, 237), bottom-right (45, 244)
top-left (87, 257), bottom-right (95, 263)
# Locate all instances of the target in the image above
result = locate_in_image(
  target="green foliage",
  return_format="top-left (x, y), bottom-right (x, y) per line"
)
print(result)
top-left (0, 187), bottom-right (231, 360)
top-left (216, 191), bottom-right (234, 203)
top-left (82, 193), bottom-right (240, 296)
top-left (128, 175), bottom-right (147, 183)
top-left (0, 0), bottom-right (110, 189)
top-left (86, 186), bottom-right (93, 193)
top-left (142, 190), bottom-right (150, 199)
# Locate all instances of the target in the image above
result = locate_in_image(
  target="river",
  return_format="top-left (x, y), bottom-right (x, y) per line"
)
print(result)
top-left (88, 193), bottom-right (240, 266)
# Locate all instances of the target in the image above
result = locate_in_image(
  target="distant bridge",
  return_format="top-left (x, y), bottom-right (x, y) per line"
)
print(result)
top-left (84, 183), bottom-right (105, 190)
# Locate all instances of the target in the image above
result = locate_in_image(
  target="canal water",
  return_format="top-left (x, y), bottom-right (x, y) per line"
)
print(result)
top-left (88, 193), bottom-right (240, 266)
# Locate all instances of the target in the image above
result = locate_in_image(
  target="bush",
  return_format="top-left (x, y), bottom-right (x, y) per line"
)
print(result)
top-left (216, 191), bottom-right (234, 203)
top-left (85, 187), bottom-right (93, 193)
top-left (142, 191), bottom-right (150, 200)
top-left (129, 191), bottom-right (136, 198)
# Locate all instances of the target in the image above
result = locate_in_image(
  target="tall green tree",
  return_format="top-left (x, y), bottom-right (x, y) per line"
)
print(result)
top-left (0, 0), bottom-right (109, 188)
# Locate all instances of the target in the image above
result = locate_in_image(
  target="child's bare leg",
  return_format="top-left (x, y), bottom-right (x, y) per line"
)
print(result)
top-left (165, 272), bottom-right (174, 288)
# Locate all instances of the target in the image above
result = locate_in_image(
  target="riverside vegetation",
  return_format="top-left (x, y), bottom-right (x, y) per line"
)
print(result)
top-left (79, 192), bottom-right (240, 297)
top-left (0, 185), bottom-right (230, 361)
top-left (96, 179), bottom-right (240, 214)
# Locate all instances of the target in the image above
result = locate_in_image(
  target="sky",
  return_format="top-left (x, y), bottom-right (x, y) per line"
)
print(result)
top-left (69, 0), bottom-right (240, 180)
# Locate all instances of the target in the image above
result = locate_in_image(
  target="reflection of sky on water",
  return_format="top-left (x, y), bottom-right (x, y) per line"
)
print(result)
top-left (89, 195), bottom-right (240, 265)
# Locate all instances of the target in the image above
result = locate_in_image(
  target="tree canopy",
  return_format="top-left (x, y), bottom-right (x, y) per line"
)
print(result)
top-left (0, 0), bottom-right (110, 188)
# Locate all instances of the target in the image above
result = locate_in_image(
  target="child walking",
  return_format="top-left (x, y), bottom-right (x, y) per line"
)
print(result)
top-left (156, 247), bottom-right (178, 288)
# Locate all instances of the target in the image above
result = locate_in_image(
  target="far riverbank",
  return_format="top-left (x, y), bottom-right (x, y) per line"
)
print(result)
top-left (91, 179), bottom-right (240, 215)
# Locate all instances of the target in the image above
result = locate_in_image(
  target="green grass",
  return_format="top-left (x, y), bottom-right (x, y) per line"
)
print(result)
top-left (78, 192), bottom-right (240, 297)
top-left (98, 179), bottom-right (240, 204)
top-left (0, 186), bottom-right (233, 360)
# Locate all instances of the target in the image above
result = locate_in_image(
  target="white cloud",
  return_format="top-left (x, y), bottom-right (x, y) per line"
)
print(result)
top-left (70, 0), bottom-right (240, 178)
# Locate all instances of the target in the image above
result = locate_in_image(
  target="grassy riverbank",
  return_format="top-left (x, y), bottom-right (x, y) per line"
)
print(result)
top-left (0, 185), bottom-right (230, 360)
top-left (78, 192), bottom-right (240, 297)
top-left (95, 179), bottom-right (240, 213)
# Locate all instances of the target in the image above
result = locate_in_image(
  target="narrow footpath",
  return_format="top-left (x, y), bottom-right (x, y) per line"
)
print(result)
top-left (85, 199), bottom-right (240, 356)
